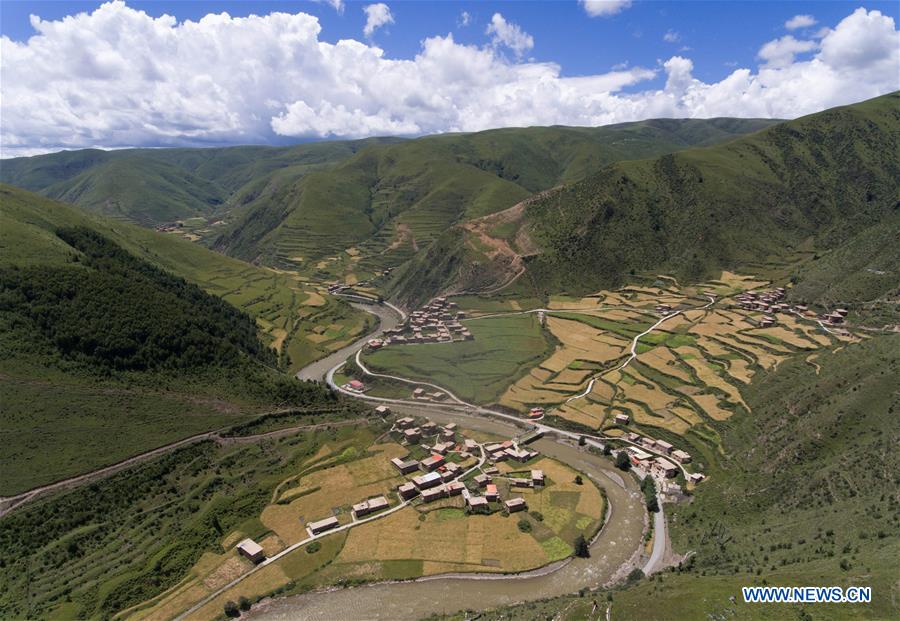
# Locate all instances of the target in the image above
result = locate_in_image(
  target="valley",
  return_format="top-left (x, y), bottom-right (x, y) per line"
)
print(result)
top-left (1, 93), bottom-right (897, 621)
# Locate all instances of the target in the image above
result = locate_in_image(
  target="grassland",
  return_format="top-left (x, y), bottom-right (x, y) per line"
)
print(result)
top-left (363, 313), bottom-right (552, 404)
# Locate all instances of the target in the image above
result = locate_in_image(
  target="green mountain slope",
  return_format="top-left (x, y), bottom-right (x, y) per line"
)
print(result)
top-left (0, 185), bottom-right (363, 494)
top-left (212, 118), bottom-right (778, 271)
top-left (395, 92), bottom-right (899, 309)
top-left (0, 139), bottom-right (400, 226)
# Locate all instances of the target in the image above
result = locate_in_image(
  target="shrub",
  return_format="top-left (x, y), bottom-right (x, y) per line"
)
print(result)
top-left (224, 600), bottom-right (240, 618)
top-left (238, 596), bottom-right (251, 611)
top-left (517, 519), bottom-right (532, 533)
top-left (306, 541), bottom-right (321, 554)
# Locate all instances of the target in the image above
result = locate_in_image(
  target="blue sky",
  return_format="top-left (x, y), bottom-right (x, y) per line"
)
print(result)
top-left (1, 1), bottom-right (898, 154)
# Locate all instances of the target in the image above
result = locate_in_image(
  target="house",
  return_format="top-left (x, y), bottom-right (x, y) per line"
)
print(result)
top-left (505, 447), bottom-right (537, 463)
top-left (374, 405), bottom-right (391, 416)
top-left (655, 440), bottom-right (673, 454)
top-left (445, 481), bottom-right (465, 496)
top-left (485, 484), bottom-right (499, 501)
top-left (352, 496), bottom-right (389, 518)
top-left (396, 417), bottom-right (415, 429)
top-left (431, 441), bottom-right (453, 455)
top-left (440, 428), bottom-right (455, 440)
top-left (307, 516), bottom-right (339, 535)
top-left (641, 437), bottom-right (657, 450)
top-left (444, 423), bottom-right (458, 431)
top-left (626, 432), bottom-right (640, 442)
top-left (483, 466), bottom-right (499, 475)
top-left (412, 471), bottom-right (443, 490)
top-left (347, 380), bottom-right (365, 392)
top-left (367, 339), bottom-right (384, 350)
top-left (672, 449), bottom-right (692, 464)
top-left (688, 472), bottom-right (706, 484)
top-left (504, 497), bottom-right (527, 512)
top-left (391, 457), bottom-right (419, 474)
top-left (421, 487), bottom-right (446, 503)
top-left (628, 447), bottom-right (653, 467)
top-left (510, 478), bottom-right (533, 489)
top-left (652, 458), bottom-right (679, 479)
top-left (485, 443), bottom-right (505, 455)
top-left (430, 392), bottom-right (448, 401)
top-left (403, 428), bottom-right (421, 443)
top-left (529, 407), bottom-right (544, 418)
top-left (464, 439), bottom-right (478, 451)
top-left (420, 454), bottom-right (445, 471)
top-left (615, 413), bottom-right (630, 425)
top-left (531, 469), bottom-right (545, 486)
top-left (467, 495), bottom-right (489, 509)
top-left (421, 422), bottom-right (439, 436)
top-left (236, 538), bottom-right (265, 563)
top-left (473, 473), bottom-right (490, 487)
top-left (412, 388), bottom-right (426, 399)
top-left (398, 482), bottom-right (419, 499)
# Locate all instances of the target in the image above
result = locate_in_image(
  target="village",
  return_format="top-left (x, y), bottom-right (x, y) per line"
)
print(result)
top-left (367, 297), bottom-right (473, 348)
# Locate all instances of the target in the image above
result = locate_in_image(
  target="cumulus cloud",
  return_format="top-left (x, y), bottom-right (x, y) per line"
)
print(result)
top-left (580, 1), bottom-right (632, 17)
top-left (785, 14), bottom-right (817, 30)
top-left (485, 13), bottom-right (534, 58)
top-left (0, 2), bottom-right (898, 156)
top-left (363, 3), bottom-right (393, 37)
top-left (757, 35), bottom-right (817, 67)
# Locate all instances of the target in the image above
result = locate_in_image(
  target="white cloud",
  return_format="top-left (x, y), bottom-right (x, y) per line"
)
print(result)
top-left (485, 13), bottom-right (533, 58)
top-left (459, 11), bottom-right (471, 27)
top-left (1, 2), bottom-right (898, 156)
top-left (785, 14), bottom-right (817, 30)
top-left (663, 30), bottom-right (680, 43)
top-left (363, 3), bottom-right (393, 37)
top-left (580, 1), bottom-right (632, 17)
top-left (757, 35), bottom-right (817, 67)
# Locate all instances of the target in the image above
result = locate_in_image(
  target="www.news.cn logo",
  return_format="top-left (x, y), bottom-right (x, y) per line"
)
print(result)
top-left (742, 586), bottom-right (871, 604)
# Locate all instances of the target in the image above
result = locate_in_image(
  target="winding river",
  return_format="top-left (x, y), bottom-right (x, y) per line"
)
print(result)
top-left (254, 303), bottom-right (647, 621)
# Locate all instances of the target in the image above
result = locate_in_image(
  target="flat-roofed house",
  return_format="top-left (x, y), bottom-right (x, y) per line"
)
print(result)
top-left (485, 484), bottom-right (499, 501)
top-left (473, 473), bottom-right (490, 487)
top-left (421, 422), bottom-right (439, 436)
top-left (485, 443), bottom-right (505, 455)
top-left (420, 454), bottom-right (445, 471)
top-left (655, 440), bottom-right (673, 454)
top-left (467, 495), bottom-right (489, 509)
top-left (237, 538), bottom-right (265, 563)
top-left (504, 497), bottom-right (527, 512)
top-left (396, 416), bottom-right (416, 429)
top-left (652, 458), bottom-right (679, 479)
top-left (412, 471), bottom-right (443, 490)
top-left (374, 405), bottom-right (391, 416)
top-left (391, 457), bottom-right (420, 474)
top-left (431, 441), bottom-right (453, 455)
top-left (615, 413), bottom-right (630, 425)
top-left (531, 469), bottom-right (545, 486)
top-left (510, 477), bottom-right (533, 489)
top-left (641, 437), bottom-right (657, 450)
top-left (352, 496), bottom-right (389, 518)
top-left (421, 487), bottom-right (445, 503)
top-left (307, 516), bottom-right (339, 535)
top-left (672, 449), bottom-right (692, 464)
top-left (398, 482), bottom-right (418, 499)
top-left (464, 439), bottom-right (478, 451)
top-left (688, 472), bottom-right (706, 484)
top-left (445, 481), bottom-right (465, 496)
top-left (403, 428), bottom-right (421, 443)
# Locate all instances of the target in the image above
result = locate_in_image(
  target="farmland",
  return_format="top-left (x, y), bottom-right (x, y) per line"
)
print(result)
top-left (363, 313), bottom-right (553, 404)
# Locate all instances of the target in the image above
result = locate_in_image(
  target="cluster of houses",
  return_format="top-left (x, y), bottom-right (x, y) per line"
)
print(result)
top-left (655, 303), bottom-right (674, 315)
top-left (381, 297), bottom-right (473, 346)
top-left (625, 432), bottom-right (704, 485)
top-left (390, 416), bottom-right (536, 514)
top-left (410, 387), bottom-right (450, 402)
top-left (818, 307), bottom-right (849, 326)
top-left (155, 221), bottom-right (184, 233)
top-left (735, 287), bottom-right (849, 329)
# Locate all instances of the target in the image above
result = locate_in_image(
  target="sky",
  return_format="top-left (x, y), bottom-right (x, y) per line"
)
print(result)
top-left (1, 0), bottom-right (898, 156)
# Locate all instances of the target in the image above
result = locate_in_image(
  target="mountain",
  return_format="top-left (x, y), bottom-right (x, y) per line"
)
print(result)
top-left (0, 139), bottom-right (401, 226)
top-left (391, 92), bottom-right (900, 310)
top-left (0, 185), bottom-right (357, 495)
top-left (211, 118), bottom-right (778, 269)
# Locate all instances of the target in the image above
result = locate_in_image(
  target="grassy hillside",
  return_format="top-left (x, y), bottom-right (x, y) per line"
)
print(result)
top-left (522, 93), bottom-right (899, 302)
top-left (0, 139), bottom-right (399, 226)
top-left (0, 186), bottom-right (367, 493)
top-left (430, 333), bottom-right (899, 621)
top-left (211, 118), bottom-right (778, 274)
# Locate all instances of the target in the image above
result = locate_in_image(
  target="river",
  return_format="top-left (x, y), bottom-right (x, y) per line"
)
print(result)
top-left (245, 399), bottom-right (645, 621)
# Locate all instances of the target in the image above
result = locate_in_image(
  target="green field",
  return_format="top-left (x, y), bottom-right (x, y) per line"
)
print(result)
top-left (363, 313), bottom-right (552, 404)
top-left (0, 424), bottom-right (384, 621)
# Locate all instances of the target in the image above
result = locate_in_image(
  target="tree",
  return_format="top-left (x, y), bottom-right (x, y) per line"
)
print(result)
top-left (615, 451), bottom-right (631, 471)
top-left (574, 535), bottom-right (590, 558)
top-left (238, 596), bottom-right (251, 611)
top-left (224, 601), bottom-right (240, 618)
top-left (574, 475), bottom-right (584, 485)
top-left (578, 435), bottom-right (587, 446)
top-left (603, 444), bottom-right (612, 456)
top-left (517, 518), bottom-right (532, 533)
